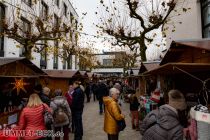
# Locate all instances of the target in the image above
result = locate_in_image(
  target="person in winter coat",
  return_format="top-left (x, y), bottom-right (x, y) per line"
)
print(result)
top-left (129, 94), bottom-right (140, 130)
top-left (16, 93), bottom-right (52, 140)
top-left (140, 89), bottom-right (187, 140)
top-left (85, 83), bottom-right (91, 103)
top-left (34, 84), bottom-right (50, 106)
top-left (96, 80), bottom-right (109, 115)
top-left (71, 81), bottom-right (85, 140)
top-left (50, 89), bottom-right (71, 140)
top-left (42, 87), bottom-right (51, 106)
top-left (103, 88), bottom-right (125, 140)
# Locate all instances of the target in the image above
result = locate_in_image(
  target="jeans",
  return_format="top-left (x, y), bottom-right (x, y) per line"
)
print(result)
top-left (99, 100), bottom-right (104, 114)
top-left (131, 111), bottom-right (139, 129)
top-left (108, 134), bottom-right (119, 140)
top-left (72, 111), bottom-right (83, 140)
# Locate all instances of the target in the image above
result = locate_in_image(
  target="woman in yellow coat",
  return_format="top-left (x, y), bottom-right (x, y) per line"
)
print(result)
top-left (103, 88), bottom-right (125, 140)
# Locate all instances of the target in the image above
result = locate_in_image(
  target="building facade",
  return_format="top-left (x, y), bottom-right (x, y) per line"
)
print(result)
top-left (166, 0), bottom-right (204, 47)
top-left (0, 0), bottom-right (79, 70)
top-left (91, 51), bottom-right (125, 77)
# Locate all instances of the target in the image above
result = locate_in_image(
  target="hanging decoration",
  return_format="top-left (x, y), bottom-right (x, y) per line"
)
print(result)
top-left (11, 78), bottom-right (29, 95)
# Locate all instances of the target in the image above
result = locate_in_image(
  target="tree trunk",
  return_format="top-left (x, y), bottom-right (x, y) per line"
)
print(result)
top-left (23, 46), bottom-right (32, 60)
top-left (139, 40), bottom-right (147, 61)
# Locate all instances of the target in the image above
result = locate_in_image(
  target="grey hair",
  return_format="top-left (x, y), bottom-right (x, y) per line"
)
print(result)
top-left (109, 88), bottom-right (120, 97)
top-left (54, 89), bottom-right (62, 96)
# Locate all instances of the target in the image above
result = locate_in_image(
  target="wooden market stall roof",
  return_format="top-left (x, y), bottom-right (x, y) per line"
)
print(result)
top-left (0, 57), bottom-right (47, 77)
top-left (43, 70), bottom-right (81, 78)
top-left (143, 63), bottom-right (210, 75)
top-left (160, 39), bottom-right (210, 65)
top-left (79, 71), bottom-right (88, 78)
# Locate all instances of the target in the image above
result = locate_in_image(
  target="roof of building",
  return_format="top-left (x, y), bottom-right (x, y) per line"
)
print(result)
top-left (160, 39), bottom-right (210, 65)
top-left (143, 62), bottom-right (210, 75)
top-left (43, 70), bottom-right (80, 78)
top-left (0, 57), bottom-right (46, 76)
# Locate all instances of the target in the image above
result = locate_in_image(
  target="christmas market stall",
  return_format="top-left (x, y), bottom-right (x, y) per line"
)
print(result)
top-left (139, 39), bottom-right (210, 129)
top-left (0, 57), bottom-right (47, 126)
top-left (41, 70), bottom-right (82, 94)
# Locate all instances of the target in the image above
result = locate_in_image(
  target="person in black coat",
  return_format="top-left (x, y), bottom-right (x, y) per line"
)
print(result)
top-left (85, 83), bottom-right (91, 103)
top-left (96, 80), bottom-right (109, 115)
top-left (72, 81), bottom-right (85, 140)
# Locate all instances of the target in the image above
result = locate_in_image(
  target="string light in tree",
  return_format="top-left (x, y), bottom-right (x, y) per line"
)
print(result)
top-left (11, 78), bottom-right (29, 95)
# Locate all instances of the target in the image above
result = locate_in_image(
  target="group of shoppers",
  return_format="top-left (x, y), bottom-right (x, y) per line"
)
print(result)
top-left (102, 81), bottom-right (188, 140)
top-left (15, 80), bottom-right (84, 140)
top-left (14, 77), bottom-right (189, 140)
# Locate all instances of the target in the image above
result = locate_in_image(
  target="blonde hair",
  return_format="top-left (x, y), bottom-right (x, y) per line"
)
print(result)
top-left (27, 93), bottom-right (43, 107)
top-left (43, 87), bottom-right (50, 96)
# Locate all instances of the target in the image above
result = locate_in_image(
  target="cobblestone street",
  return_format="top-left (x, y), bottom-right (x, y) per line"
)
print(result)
top-left (69, 99), bottom-right (141, 140)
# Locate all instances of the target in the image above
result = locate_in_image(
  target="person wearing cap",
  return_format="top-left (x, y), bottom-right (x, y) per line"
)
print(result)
top-left (140, 89), bottom-right (187, 140)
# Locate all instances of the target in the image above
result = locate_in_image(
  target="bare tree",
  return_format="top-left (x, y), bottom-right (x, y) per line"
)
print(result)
top-left (0, 0), bottom-right (75, 59)
top-left (96, 0), bottom-right (190, 61)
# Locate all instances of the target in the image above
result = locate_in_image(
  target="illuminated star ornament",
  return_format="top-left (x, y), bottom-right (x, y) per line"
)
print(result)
top-left (11, 78), bottom-right (29, 95)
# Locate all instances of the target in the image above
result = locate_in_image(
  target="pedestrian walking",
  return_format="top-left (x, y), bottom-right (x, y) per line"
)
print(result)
top-left (71, 81), bottom-right (85, 140)
top-left (96, 80), bottom-right (109, 115)
top-left (42, 87), bottom-right (51, 106)
top-left (50, 89), bottom-right (72, 140)
top-left (16, 93), bottom-right (52, 140)
top-left (85, 83), bottom-right (91, 103)
top-left (65, 84), bottom-right (74, 132)
top-left (140, 89), bottom-right (187, 140)
top-left (103, 88), bottom-right (125, 140)
top-left (91, 82), bottom-right (98, 101)
top-left (129, 94), bottom-right (140, 130)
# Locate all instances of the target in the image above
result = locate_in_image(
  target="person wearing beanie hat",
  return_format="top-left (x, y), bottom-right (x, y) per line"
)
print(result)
top-left (140, 89), bottom-right (186, 140)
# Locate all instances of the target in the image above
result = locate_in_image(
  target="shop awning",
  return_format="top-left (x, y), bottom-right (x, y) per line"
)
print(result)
top-left (143, 63), bottom-right (210, 75)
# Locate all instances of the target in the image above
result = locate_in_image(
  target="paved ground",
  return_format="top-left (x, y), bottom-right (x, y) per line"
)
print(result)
top-left (69, 99), bottom-right (141, 140)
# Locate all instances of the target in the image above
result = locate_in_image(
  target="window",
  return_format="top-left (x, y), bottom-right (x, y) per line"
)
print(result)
top-left (22, 0), bottom-right (32, 7)
top-left (201, 0), bottom-right (210, 38)
top-left (63, 60), bottom-right (66, 69)
top-left (55, 0), bottom-right (59, 7)
top-left (70, 13), bottom-right (73, 24)
top-left (21, 17), bottom-right (31, 34)
top-left (0, 4), bottom-right (5, 56)
top-left (53, 41), bottom-right (59, 69)
top-left (40, 40), bottom-right (47, 69)
top-left (20, 17), bottom-right (31, 56)
top-left (103, 59), bottom-right (113, 66)
top-left (64, 3), bottom-right (67, 17)
top-left (41, 1), bottom-right (48, 20)
top-left (54, 14), bottom-right (59, 28)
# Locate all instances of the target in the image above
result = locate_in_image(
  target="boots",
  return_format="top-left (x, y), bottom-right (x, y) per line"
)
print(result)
top-left (132, 124), bottom-right (136, 129)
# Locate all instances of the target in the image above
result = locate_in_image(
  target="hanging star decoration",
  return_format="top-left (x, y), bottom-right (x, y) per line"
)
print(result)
top-left (11, 78), bottom-right (29, 95)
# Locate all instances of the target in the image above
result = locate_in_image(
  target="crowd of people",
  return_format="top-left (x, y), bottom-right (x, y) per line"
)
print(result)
top-left (11, 78), bottom-right (192, 140)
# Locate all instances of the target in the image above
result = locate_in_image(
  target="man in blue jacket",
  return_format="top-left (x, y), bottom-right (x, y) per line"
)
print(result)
top-left (72, 81), bottom-right (85, 140)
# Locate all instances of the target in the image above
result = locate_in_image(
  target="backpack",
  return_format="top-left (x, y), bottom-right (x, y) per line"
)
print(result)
top-left (53, 102), bottom-right (69, 124)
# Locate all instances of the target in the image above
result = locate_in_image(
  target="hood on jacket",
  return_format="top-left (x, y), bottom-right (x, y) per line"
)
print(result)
top-left (103, 96), bottom-right (115, 106)
top-left (155, 105), bottom-right (180, 130)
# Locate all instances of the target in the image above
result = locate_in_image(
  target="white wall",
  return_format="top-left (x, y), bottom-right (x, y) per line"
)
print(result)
top-left (166, 0), bottom-right (202, 48)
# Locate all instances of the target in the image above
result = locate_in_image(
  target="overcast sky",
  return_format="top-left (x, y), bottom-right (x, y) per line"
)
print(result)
top-left (71, 0), bottom-right (165, 59)
top-left (71, 0), bottom-right (107, 52)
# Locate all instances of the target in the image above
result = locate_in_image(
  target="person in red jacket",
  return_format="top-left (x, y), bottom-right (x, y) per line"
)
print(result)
top-left (16, 93), bottom-right (52, 140)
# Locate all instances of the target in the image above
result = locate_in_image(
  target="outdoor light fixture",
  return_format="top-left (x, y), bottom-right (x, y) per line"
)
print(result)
top-left (11, 78), bottom-right (29, 95)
